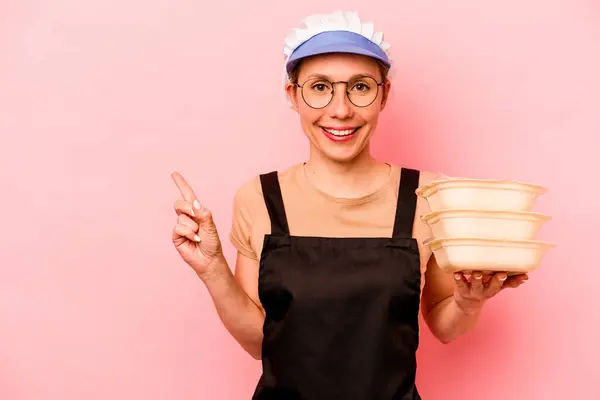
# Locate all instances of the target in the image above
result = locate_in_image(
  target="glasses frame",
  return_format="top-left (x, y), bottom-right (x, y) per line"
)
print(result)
top-left (295, 75), bottom-right (384, 109)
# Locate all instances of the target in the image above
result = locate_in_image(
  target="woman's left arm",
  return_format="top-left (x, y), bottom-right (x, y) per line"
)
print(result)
top-left (420, 255), bottom-right (528, 344)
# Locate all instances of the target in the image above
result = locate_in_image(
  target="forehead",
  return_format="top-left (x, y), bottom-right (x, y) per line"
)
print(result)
top-left (296, 53), bottom-right (382, 80)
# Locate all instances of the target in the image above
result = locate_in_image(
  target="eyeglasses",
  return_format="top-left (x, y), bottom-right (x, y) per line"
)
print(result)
top-left (295, 76), bottom-right (384, 109)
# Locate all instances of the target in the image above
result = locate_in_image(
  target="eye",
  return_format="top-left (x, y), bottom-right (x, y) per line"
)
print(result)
top-left (350, 77), bottom-right (377, 94)
top-left (310, 81), bottom-right (331, 92)
top-left (351, 81), bottom-right (371, 92)
top-left (356, 83), bottom-right (368, 91)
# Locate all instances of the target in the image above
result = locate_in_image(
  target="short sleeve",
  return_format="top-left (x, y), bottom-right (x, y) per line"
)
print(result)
top-left (416, 170), bottom-right (440, 235)
top-left (414, 170), bottom-right (442, 273)
top-left (229, 183), bottom-right (259, 260)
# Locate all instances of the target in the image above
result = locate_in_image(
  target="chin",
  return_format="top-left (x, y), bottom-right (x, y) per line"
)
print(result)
top-left (314, 127), bottom-right (372, 162)
top-left (317, 140), bottom-right (370, 163)
top-left (321, 148), bottom-right (361, 163)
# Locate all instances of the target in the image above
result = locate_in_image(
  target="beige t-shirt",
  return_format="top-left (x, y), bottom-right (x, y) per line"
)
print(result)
top-left (229, 163), bottom-right (439, 288)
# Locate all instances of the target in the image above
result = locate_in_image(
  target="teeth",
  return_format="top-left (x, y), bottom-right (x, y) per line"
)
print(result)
top-left (324, 128), bottom-right (356, 136)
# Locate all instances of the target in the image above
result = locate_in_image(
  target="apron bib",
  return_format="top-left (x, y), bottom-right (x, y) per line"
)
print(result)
top-left (253, 168), bottom-right (422, 400)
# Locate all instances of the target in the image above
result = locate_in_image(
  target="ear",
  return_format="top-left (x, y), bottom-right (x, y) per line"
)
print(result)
top-left (285, 82), bottom-right (300, 112)
top-left (380, 79), bottom-right (391, 110)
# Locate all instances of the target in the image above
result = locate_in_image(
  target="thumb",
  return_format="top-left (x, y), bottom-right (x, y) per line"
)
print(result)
top-left (192, 200), bottom-right (217, 233)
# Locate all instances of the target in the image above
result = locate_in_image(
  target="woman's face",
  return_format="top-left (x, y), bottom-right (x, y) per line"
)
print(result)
top-left (286, 53), bottom-right (390, 163)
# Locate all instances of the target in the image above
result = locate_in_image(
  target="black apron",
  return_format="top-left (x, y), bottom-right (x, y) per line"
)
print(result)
top-left (253, 167), bottom-right (422, 400)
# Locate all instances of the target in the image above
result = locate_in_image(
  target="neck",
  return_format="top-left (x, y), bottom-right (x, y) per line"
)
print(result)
top-left (304, 146), bottom-right (390, 198)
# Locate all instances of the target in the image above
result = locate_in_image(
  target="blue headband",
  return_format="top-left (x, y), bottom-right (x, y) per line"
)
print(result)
top-left (285, 30), bottom-right (391, 76)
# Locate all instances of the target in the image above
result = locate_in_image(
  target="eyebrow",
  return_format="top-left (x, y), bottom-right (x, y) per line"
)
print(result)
top-left (303, 73), bottom-right (378, 81)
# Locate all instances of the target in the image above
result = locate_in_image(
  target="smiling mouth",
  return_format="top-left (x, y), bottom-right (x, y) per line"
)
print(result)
top-left (321, 127), bottom-right (361, 137)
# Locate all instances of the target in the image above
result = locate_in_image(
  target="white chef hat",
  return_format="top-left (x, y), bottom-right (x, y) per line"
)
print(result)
top-left (283, 11), bottom-right (393, 80)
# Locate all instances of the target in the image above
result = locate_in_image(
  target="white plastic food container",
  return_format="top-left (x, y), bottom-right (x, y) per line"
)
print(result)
top-left (421, 209), bottom-right (551, 240)
top-left (423, 237), bottom-right (555, 275)
top-left (416, 177), bottom-right (547, 212)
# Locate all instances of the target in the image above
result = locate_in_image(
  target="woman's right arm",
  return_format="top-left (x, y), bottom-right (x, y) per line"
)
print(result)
top-left (200, 252), bottom-right (265, 360)
top-left (171, 171), bottom-right (264, 360)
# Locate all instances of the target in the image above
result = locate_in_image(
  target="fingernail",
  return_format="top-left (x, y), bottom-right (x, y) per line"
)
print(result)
top-left (194, 235), bottom-right (201, 242)
top-left (474, 274), bottom-right (482, 279)
top-left (194, 200), bottom-right (202, 210)
top-left (454, 274), bottom-right (461, 280)
top-left (498, 274), bottom-right (507, 281)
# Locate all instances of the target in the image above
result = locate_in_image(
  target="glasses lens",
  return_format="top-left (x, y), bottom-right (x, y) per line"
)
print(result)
top-left (347, 76), bottom-right (378, 107)
top-left (301, 78), bottom-right (333, 108)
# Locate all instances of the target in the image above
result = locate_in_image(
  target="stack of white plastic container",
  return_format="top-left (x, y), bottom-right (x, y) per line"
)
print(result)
top-left (416, 177), bottom-right (555, 276)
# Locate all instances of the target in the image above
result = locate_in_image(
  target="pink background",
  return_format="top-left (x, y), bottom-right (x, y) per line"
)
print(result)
top-left (1, 1), bottom-right (598, 399)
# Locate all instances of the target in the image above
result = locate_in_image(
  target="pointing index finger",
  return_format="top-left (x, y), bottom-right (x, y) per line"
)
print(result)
top-left (171, 171), bottom-right (198, 203)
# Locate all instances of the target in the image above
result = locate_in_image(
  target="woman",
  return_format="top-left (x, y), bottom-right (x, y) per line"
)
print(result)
top-left (170, 11), bottom-right (528, 399)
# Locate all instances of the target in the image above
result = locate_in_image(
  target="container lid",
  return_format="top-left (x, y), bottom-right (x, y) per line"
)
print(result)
top-left (416, 177), bottom-right (548, 198)
top-left (421, 209), bottom-right (552, 223)
top-left (423, 237), bottom-right (556, 250)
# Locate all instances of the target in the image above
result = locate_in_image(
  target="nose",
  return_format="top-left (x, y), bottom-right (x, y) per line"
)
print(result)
top-left (328, 84), bottom-right (353, 119)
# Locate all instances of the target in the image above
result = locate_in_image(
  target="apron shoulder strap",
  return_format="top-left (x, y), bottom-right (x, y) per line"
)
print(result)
top-left (259, 171), bottom-right (290, 236)
top-left (392, 168), bottom-right (420, 239)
